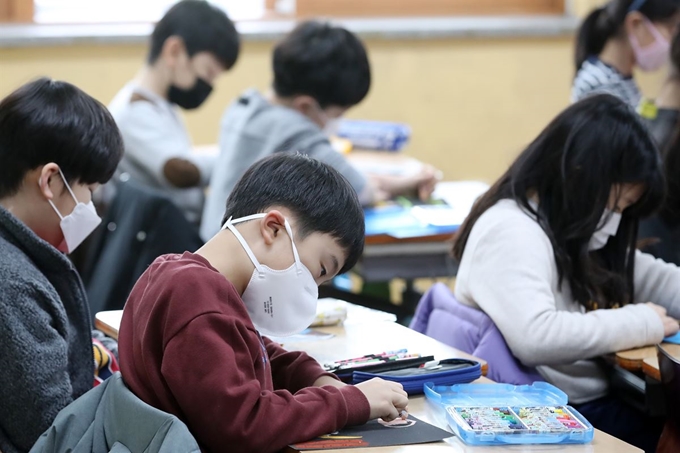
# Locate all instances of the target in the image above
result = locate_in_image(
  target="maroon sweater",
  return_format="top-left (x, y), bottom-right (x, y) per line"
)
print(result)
top-left (118, 252), bottom-right (370, 452)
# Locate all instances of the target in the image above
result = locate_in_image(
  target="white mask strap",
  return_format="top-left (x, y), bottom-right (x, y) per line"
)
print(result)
top-left (42, 167), bottom-right (79, 221)
top-left (282, 219), bottom-right (304, 274)
top-left (56, 167), bottom-right (79, 204)
top-left (222, 214), bottom-right (265, 271)
top-left (222, 213), bottom-right (304, 274)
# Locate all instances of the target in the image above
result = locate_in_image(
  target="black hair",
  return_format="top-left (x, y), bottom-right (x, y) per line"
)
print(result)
top-left (453, 94), bottom-right (664, 310)
top-left (148, 0), bottom-right (240, 69)
top-left (273, 20), bottom-right (371, 108)
top-left (575, 0), bottom-right (680, 71)
top-left (222, 153), bottom-right (365, 274)
top-left (0, 77), bottom-right (124, 198)
top-left (658, 31), bottom-right (680, 225)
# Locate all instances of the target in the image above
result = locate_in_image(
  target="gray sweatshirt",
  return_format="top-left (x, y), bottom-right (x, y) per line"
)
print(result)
top-left (200, 89), bottom-right (367, 241)
top-left (0, 206), bottom-right (93, 453)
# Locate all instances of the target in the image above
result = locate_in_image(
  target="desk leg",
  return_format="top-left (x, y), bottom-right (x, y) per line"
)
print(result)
top-left (401, 279), bottom-right (423, 324)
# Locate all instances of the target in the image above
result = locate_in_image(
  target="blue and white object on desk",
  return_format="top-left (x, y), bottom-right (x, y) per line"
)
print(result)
top-left (337, 119), bottom-right (411, 152)
top-left (665, 332), bottom-right (680, 344)
top-left (364, 181), bottom-right (490, 239)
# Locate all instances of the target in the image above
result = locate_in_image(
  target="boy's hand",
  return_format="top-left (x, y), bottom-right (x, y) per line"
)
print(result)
top-left (414, 164), bottom-right (441, 201)
top-left (356, 378), bottom-right (409, 422)
top-left (313, 376), bottom-right (346, 389)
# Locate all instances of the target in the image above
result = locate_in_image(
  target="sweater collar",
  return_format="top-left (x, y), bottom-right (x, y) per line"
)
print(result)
top-left (0, 204), bottom-right (75, 274)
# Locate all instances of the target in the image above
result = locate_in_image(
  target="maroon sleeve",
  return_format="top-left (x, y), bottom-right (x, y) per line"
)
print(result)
top-left (161, 314), bottom-right (370, 453)
top-left (263, 337), bottom-right (340, 392)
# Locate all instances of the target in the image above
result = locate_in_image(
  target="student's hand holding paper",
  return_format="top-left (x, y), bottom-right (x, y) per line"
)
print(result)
top-left (415, 164), bottom-right (441, 201)
top-left (646, 302), bottom-right (680, 337)
top-left (356, 378), bottom-right (409, 422)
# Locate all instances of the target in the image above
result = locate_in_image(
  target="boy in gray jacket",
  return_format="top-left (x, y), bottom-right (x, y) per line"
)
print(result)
top-left (0, 78), bottom-right (123, 453)
top-left (201, 21), bottom-right (439, 241)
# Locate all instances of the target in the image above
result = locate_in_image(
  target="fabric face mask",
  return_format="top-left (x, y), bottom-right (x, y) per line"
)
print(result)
top-left (589, 209), bottom-right (622, 251)
top-left (168, 77), bottom-right (213, 110)
top-left (222, 213), bottom-right (319, 337)
top-left (44, 168), bottom-right (102, 254)
top-left (629, 18), bottom-right (670, 72)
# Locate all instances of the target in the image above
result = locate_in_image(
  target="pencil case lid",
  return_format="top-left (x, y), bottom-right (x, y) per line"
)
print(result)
top-left (352, 358), bottom-right (482, 394)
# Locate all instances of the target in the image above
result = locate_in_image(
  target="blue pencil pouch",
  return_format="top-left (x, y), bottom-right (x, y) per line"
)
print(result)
top-left (352, 358), bottom-right (482, 395)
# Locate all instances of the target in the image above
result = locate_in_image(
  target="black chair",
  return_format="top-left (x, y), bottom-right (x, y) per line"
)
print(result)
top-left (656, 345), bottom-right (680, 453)
top-left (81, 178), bottom-right (204, 317)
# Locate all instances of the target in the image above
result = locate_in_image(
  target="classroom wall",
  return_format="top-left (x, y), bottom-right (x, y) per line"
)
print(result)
top-left (0, 35), bottom-right (666, 183)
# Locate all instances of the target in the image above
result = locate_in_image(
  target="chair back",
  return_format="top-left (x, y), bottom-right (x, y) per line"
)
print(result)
top-left (656, 345), bottom-right (680, 453)
top-left (410, 283), bottom-right (542, 385)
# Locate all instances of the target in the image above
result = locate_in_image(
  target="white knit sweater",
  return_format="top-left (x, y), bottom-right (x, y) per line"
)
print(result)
top-left (455, 199), bottom-right (680, 403)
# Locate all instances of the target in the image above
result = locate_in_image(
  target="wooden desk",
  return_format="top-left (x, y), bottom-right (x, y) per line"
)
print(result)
top-left (615, 344), bottom-right (680, 380)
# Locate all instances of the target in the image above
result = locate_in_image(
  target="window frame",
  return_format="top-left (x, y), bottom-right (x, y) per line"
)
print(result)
top-left (2, 0), bottom-right (573, 24)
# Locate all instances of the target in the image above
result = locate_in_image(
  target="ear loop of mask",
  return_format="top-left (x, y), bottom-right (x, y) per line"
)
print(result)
top-left (41, 167), bottom-right (79, 220)
top-left (222, 214), bottom-right (304, 276)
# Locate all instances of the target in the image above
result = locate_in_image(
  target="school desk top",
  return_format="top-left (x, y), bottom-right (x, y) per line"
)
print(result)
top-left (96, 306), bottom-right (639, 452)
top-left (281, 312), bottom-right (639, 452)
top-left (94, 304), bottom-right (488, 375)
top-left (615, 343), bottom-right (680, 381)
top-left (348, 151), bottom-right (488, 246)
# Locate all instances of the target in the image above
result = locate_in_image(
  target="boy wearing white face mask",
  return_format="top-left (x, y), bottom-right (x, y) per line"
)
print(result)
top-left (572, 0), bottom-right (680, 107)
top-left (0, 78), bottom-right (124, 453)
top-left (118, 154), bottom-right (409, 453)
top-left (109, 0), bottom-right (240, 225)
top-left (452, 95), bottom-right (680, 452)
top-left (200, 21), bottom-right (441, 241)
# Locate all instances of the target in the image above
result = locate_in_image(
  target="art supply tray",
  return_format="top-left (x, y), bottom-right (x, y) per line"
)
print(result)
top-left (424, 382), bottom-right (594, 446)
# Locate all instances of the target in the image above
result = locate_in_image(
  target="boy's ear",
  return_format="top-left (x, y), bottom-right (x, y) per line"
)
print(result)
top-left (291, 95), bottom-right (319, 119)
top-left (161, 36), bottom-right (187, 68)
top-left (37, 163), bottom-right (61, 201)
top-left (260, 210), bottom-right (286, 246)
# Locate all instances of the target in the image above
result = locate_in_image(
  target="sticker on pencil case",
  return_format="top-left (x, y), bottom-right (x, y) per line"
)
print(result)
top-left (450, 407), bottom-right (527, 433)
top-left (514, 406), bottom-right (587, 432)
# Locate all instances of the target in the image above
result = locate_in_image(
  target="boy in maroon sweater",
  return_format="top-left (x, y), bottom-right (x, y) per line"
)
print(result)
top-left (118, 154), bottom-right (409, 452)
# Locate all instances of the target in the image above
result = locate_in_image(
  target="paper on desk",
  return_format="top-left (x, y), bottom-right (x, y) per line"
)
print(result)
top-left (267, 329), bottom-right (334, 345)
top-left (433, 181), bottom-right (489, 211)
top-left (290, 415), bottom-right (452, 450)
top-left (665, 332), bottom-right (680, 344)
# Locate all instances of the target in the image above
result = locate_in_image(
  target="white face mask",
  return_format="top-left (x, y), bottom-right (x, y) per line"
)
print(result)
top-left (43, 168), bottom-right (102, 254)
top-left (222, 213), bottom-right (319, 337)
top-left (315, 101), bottom-right (342, 137)
top-left (589, 209), bottom-right (622, 251)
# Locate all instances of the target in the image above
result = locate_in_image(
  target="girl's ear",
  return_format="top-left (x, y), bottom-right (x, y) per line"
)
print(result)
top-left (624, 11), bottom-right (647, 42)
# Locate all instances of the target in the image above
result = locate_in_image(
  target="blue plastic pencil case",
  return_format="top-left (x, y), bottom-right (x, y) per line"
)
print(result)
top-left (352, 358), bottom-right (482, 395)
top-left (424, 382), bottom-right (594, 446)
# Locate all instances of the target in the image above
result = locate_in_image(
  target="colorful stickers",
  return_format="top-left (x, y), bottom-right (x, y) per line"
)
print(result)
top-left (449, 406), bottom-right (587, 434)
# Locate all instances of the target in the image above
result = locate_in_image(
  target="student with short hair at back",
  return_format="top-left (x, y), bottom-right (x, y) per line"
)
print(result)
top-left (572, 0), bottom-right (680, 106)
top-left (453, 95), bottom-right (680, 452)
top-left (201, 21), bottom-right (439, 240)
top-left (118, 154), bottom-right (409, 453)
top-left (639, 30), bottom-right (680, 264)
top-left (0, 78), bottom-right (124, 453)
top-left (109, 0), bottom-right (239, 224)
